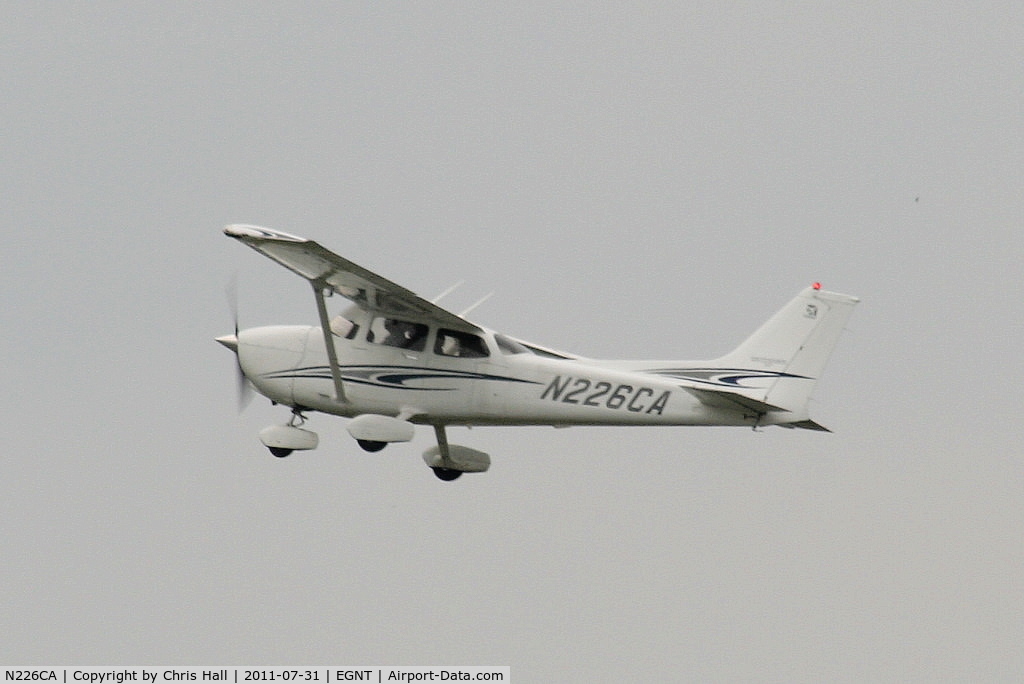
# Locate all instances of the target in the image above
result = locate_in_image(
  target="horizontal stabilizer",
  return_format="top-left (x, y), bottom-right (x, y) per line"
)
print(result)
top-left (778, 419), bottom-right (832, 432)
top-left (684, 387), bottom-right (789, 415)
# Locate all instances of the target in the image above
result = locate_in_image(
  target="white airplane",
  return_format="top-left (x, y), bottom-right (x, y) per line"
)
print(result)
top-left (217, 225), bottom-right (859, 481)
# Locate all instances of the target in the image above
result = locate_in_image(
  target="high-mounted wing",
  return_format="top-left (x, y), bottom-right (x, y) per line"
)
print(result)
top-left (224, 224), bottom-right (480, 333)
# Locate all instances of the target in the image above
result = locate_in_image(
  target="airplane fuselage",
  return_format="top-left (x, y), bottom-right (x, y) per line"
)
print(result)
top-left (237, 323), bottom-right (759, 429)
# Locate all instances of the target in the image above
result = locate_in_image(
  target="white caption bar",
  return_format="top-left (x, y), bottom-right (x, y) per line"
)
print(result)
top-left (1, 668), bottom-right (510, 684)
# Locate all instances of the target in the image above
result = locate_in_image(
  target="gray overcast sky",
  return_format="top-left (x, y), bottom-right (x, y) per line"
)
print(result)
top-left (2, 2), bottom-right (1022, 680)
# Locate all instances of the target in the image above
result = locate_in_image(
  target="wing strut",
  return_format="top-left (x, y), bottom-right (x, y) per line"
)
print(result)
top-left (311, 282), bottom-right (347, 403)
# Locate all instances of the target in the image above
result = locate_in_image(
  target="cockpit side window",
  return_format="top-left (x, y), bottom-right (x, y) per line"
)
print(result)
top-left (367, 317), bottom-right (429, 351)
top-left (494, 333), bottom-right (530, 355)
top-left (435, 329), bottom-right (490, 358)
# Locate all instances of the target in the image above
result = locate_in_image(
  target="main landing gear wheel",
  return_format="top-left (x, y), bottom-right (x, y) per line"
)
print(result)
top-left (357, 440), bottom-right (387, 453)
top-left (431, 467), bottom-right (463, 481)
top-left (268, 447), bottom-right (293, 458)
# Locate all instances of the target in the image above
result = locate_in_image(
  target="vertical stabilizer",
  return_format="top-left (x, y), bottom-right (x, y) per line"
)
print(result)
top-left (712, 286), bottom-right (859, 419)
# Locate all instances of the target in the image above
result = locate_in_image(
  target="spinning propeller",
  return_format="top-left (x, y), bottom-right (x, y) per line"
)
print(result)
top-left (217, 272), bottom-right (255, 411)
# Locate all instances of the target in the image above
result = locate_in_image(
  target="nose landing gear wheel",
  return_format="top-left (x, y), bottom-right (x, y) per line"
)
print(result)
top-left (431, 467), bottom-right (463, 481)
top-left (357, 440), bottom-right (387, 452)
top-left (260, 409), bottom-right (318, 459)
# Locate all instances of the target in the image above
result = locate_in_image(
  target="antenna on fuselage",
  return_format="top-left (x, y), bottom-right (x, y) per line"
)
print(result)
top-left (431, 280), bottom-right (465, 304)
top-left (459, 292), bottom-right (493, 318)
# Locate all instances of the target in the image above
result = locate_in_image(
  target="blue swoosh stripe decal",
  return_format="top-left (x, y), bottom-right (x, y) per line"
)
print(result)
top-left (645, 367), bottom-right (811, 389)
top-left (262, 364), bottom-right (541, 391)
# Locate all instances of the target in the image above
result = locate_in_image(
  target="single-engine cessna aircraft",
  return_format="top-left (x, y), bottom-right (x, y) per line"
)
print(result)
top-left (217, 225), bottom-right (859, 481)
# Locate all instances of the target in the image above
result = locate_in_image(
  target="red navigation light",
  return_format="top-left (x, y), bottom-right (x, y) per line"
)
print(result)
top-left (812, 282), bottom-right (822, 290)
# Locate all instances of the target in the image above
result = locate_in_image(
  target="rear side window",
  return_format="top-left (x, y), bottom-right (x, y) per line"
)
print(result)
top-left (435, 329), bottom-right (490, 358)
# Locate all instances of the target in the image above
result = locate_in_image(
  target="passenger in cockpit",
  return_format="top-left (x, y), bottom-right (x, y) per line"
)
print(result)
top-left (382, 319), bottom-right (428, 351)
